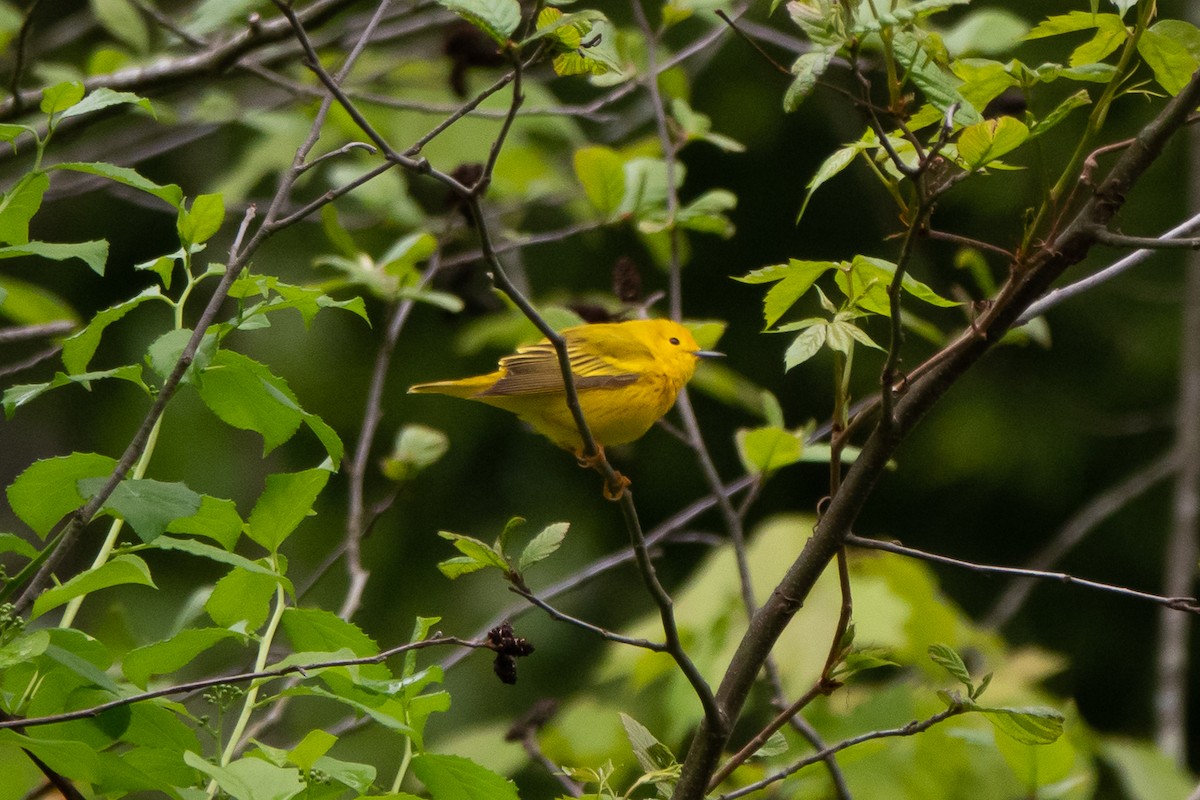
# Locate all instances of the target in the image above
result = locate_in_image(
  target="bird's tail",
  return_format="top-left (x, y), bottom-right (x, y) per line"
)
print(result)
top-left (408, 375), bottom-right (494, 398)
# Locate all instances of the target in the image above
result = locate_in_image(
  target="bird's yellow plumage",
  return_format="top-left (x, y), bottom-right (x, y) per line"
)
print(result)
top-left (409, 318), bottom-right (719, 453)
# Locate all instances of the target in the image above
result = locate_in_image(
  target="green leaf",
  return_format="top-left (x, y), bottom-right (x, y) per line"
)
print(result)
top-left (206, 567), bottom-right (279, 629)
top-left (1024, 11), bottom-right (1115, 40)
top-left (0, 239), bottom-right (109, 275)
top-left (892, 32), bottom-right (982, 125)
top-left (436, 0), bottom-right (521, 44)
top-left (0, 532), bottom-right (38, 560)
top-left (735, 260), bottom-right (837, 328)
top-left (246, 468), bottom-right (330, 553)
top-left (0, 172), bottom-right (49, 245)
top-left (928, 643), bottom-right (973, 688)
top-left (90, 0), bottom-right (150, 53)
top-left (0, 274), bottom-right (78, 325)
top-left (61, 286), bottom-right (163, 373)
top-left (784, 48), bottom-right (836, 112)
top-left (177, 193), bottom-right (225, 246)
top-left (7, 452), bottom-right (118, 537)
top-left (1101, 738), bottom-right (1196, 800)
top-left (517, 522), bottom-right (569, 572)
top-left (573, 145), bottom-right (626, 217)
top-left (145, 327), bottom-right (217, 384)
top-left (123, 627), bottom-right (246, 688)
top-left (797, 145), bottom-right (860, 222)
top-left (54, 162), bottom-right (182, 208)
top-left (411, 753), bottom-right (519, 800)
top-left (3, 366), bottom-right (148, 418)
top-left (620, 713), bottom-right (678, 792)
top-left (289, 729), bottom-right (337, 773)
top-left (380, 424), bottom-right (449, 482)
top-left (976, 704), bottom-right (1065, 745)
top-left (41, 81), bottom-right (86, 115)
top-left (196, 350), bottom-right (303, 455)
top-left (1069, 13), bottom-right (1127, 66)
top-left (0, 731), bottom-right (100, 783)
top-left (784, 323), bottom-right (827, 370)
top-left (166, 494), bottom-right (243, 550)
top-left (79, 477), bottom-right (202, 543)
top-left (437, 531), bottom-right (509, 579)
top-left (279, 607), bottom-right (390, 680)
top-left (0, 630), bottom-right (50, 669)
top-left (1138, 28), bottom-right (1200, 95)
top-left (675, 189), bottom-right (737, 237)
top-left (31, 553), bottom-right (156, 619)
top-left (152, 536), bottom-right (290, 585)
top-left (957, 116), bottom-right (1030, 170)
top-left (1029, 89), bottom-right (1091, 138)
top-left (736, 426), bottom-right (804, 475)
top-left (59, 87), bottom-right (154, 120)
top-left (184, 752), bottom-right (306, 800)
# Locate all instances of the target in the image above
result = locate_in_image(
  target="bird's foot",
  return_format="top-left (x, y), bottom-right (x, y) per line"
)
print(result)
top-left (603, 471), bottom-right (631, 502)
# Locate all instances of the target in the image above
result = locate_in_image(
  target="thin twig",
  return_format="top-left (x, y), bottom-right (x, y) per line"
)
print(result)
top-left (847, 534), bottom-right (1200, 613)
top-left (714, 705), bottom-right (965, 800)
top-left (0, 321), bottom-right (75, 343)
top-left (0, 636), bottom-right (481, 732)
top-left (510, 586), bottom-right (667, 651)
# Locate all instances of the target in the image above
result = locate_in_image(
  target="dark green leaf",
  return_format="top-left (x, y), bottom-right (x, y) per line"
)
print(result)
top-left (411, 753), bottom-right (519, 800)
top-left (3, 366), bottom-right (148, 418)
top-left (79, 477), bottom-right (202, 543)
top-left (165, 495), bottom-right (243, 550)
top-left (206, 567), bottom-right (279, 629)
top-left (62, 286), bottom-right (164, 373)
top-left (435, 0), bottom-right (521, 44)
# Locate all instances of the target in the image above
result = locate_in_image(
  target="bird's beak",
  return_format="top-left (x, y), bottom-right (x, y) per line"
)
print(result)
top-left (693, 350), bottom-right (725, 359)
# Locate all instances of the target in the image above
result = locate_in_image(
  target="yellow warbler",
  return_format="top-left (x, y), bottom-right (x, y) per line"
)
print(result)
top-left (409, 318), bottom-right (721, 454)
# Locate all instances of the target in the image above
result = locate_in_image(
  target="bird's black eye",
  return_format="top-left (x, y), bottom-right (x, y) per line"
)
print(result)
top-left (669, 337), bottom-right (680, 345)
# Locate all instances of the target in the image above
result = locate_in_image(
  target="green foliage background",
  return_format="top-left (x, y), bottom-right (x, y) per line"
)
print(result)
top-left (0, 0), bottom-right (1198, 798)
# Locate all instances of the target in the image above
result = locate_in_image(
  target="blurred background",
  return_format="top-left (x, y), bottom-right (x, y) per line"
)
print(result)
top-left (0, 0), bottom-right (1197, 794)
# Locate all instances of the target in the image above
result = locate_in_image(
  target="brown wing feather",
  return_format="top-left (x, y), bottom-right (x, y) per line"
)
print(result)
top-left (478, 340), bottom-right (639, 397)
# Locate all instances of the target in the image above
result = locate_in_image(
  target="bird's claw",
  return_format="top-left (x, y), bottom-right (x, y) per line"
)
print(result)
top-left (603, 472), bottom-right (631, 502)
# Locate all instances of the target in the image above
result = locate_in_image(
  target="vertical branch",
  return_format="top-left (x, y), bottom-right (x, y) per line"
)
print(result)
top-left (1154, 75), bottom-right (1200, 760)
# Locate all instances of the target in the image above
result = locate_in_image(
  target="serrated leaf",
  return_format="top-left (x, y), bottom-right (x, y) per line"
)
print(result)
top-left (784, 323), bottom-right (827, 370)
top-left (436, 0), bottom-right (521, 44)
top-left (928, 642), bottom-right (972, 688)
top-left (164, 494), bottom-right (242, 550)
top-left (0, 239), bottom-right (109, 275)
top-left (7, 452), bottom-right (118, 537)
top-left (620, 713), bottom-right (677, 775)
top-left (735, 260), bottom-right (836, 328)
top-left (151, 536), bottom-right (289, 588)
top-left (892, 32), bottom-right (982, 125)
top-left (31, 554), bottom-right (156, 619)
top-left (411, 753), bottom-right (519, 800)
top-left (1029, 89), bottom-right (1091, 138)
top-left (0, 532), bottom-right (38, 560)
top-left (784, 48), bottom-right (836, 112)
top-left (196, 350), bottom-right (303, 455)
top-left (145, 327), bottom-right (217, 384)
top-left (798, 145), bottom-right (859, 222)
top-left (123, 627), bottom-right (246, 688)
top-left (59, 87), bottom-right (154, 120)
top-left (78, 476), bottom-right (202, 542)
top-left (517, 522), bottom-right (569, 572)
top-left (438, 531), bottom-right (509, 573)
top-left (246, 468), bottom-right (330, 553)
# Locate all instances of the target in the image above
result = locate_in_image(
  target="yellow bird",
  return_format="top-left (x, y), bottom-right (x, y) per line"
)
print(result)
top-left (409, 318), bottom-right (721, 456)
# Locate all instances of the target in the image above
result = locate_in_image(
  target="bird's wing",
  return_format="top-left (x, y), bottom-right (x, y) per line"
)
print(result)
top-left (479, 340), bottom-right (639, 396)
